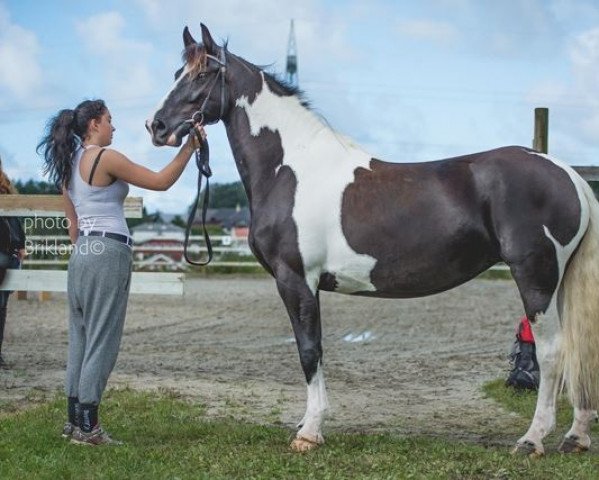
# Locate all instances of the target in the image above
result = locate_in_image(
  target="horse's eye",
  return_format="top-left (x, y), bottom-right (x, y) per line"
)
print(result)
top-left (174, 67), bottom-right (184, 80)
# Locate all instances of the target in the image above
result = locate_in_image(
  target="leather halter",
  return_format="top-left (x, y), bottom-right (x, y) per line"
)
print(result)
top-left (182, 46), bottom-right (227, 266)
top-left (186, 46), bottom-right (227, 127)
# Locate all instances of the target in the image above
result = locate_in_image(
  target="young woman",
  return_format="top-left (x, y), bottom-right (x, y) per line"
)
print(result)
top-left (38, 99), bottom-right (203, 446)
top-left (0, 157), bottom-right (26, 368)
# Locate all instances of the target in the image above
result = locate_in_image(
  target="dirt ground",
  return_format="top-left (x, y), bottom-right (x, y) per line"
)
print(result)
top-left (1, 276), bottom-right (530, 444)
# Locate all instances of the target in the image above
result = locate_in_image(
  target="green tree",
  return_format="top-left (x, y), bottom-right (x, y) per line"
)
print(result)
top-left (126, 206), bottom-right (155, 228)
top-left (13, 179), bottom-right (59, 194)
top-left (200, 181), bottom-right (248, 208)
top-left (172, 215), bottom-right (186, 228)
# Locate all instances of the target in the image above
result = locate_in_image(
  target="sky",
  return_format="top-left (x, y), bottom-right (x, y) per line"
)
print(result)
top-left (2, 0), bottom-right (599, 214)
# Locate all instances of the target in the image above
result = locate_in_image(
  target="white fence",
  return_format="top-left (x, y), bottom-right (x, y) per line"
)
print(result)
top-left (23, 234), bottom-right (261, 270)
top-left (2, 270), bottom-right (184, 295)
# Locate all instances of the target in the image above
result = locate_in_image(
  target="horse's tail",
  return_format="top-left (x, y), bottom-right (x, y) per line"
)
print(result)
top-left (561, 179), bottom-right (599, 409)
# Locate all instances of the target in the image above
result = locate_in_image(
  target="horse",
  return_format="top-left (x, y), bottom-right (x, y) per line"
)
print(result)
top-left (147, 24), bottom-right (599, 455)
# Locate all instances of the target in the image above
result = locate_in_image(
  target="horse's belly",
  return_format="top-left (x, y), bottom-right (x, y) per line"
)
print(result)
top-left (325, 256), bottom-right (493, 297)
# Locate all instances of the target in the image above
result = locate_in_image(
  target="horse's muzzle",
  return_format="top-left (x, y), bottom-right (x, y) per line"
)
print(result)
top-left (146, 119), bottom-right (190, 147)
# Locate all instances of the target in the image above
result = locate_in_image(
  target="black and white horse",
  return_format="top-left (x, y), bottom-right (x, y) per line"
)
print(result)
top-left (147, 25), bottom-right (599, 455)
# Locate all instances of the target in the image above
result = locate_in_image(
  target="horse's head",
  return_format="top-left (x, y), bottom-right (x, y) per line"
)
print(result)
top-left (146, 24), bottom-right (228, 147)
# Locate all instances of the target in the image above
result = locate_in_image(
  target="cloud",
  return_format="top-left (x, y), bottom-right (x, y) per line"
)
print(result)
top-left (132, 0), bottom-right (356, 73)
top-left (568, 27), bottom-right (599, 141)
top-left (0, 3), bottom-right (43, 104)
top-left (396, 19), bottom-right (460, 45)
top-left (75, 11), bottom-right (156, 100)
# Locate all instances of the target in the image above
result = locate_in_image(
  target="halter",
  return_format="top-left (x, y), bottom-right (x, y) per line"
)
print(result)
top-left (185, 47), bottom-right (227, 128)
top-left (182, 46), bottom-right (227, 266)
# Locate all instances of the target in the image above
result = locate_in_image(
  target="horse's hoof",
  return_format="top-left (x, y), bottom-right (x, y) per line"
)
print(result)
top-left (290, 436), bottom-right (320, 453)
top-left (558, 435), bottom-right (589, 454)
top-left (510, 440), bottom-right (544, 458)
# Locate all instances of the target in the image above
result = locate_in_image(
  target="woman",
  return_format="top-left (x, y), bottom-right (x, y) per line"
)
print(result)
top-left (0, 158), bottom-right (26, 368)
top-left (38, 99), bottom-right (203, 446)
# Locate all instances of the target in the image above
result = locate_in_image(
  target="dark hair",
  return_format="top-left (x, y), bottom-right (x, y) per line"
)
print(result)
top-left (0, 155), bottom-right (16, 194)
top-left (38, 99), bottom-right (107, 189)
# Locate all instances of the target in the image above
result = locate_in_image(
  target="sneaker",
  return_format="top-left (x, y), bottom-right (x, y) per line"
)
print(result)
top-left (61, 422), bottom-right (75, 439)
top-left (70, 426), bottom-right (123, 446)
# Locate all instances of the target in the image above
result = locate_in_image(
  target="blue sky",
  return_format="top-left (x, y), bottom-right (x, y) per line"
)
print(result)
top-left (2, 0), bottom-right (599, 214)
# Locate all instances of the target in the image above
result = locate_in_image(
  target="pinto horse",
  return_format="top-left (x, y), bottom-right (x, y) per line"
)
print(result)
top-left (147, 25), bottom-right (599, 455)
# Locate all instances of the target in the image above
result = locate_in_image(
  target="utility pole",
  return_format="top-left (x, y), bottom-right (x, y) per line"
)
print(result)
top-left (286, 19), bottom-right (298, 87)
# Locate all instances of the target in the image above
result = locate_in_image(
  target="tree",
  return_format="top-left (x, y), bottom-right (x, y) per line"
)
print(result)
top-left (13, 179), bottom-right (59, 194)
top-left (172, 215), bottom-right (186, 228)
top-left (199, 181), bottom-right (248, 208)
top-left (126, 206), bottom-right (155, 228)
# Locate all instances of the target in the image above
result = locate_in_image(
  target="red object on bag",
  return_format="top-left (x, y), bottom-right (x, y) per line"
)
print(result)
top-left (517, 316), bottom-right (535, 344)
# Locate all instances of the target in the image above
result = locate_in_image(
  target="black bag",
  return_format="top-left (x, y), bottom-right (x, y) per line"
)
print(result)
top-left (506, 340), bottom-right (540, 390)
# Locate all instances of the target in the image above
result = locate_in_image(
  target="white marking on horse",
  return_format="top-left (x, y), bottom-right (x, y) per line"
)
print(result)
top-left (296, 363), bottom-right (329, 444)
top-left (527, 151), bottom-right (590, 264)
top-left (236, 75), bottom-right (378, 294)
top-left (148, 65), bottom-right (192, 125)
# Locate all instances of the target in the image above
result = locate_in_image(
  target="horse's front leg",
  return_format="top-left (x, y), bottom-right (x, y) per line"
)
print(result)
top-left (276, 271), bottom-right (328, 452)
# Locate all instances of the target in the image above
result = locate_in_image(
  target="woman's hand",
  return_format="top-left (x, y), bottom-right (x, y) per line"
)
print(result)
top-left (185, 124), bottom-right (207, 150)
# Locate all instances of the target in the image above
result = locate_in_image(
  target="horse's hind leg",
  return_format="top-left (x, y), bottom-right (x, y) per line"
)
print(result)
top-left (513, 302), bottom-right (561, 457)
top-left (275, 270), bottom-right (328, 452)
top-left (507, 254), bottom-right (563, 457)
top-left (558, 408), bottom-right (597, 453)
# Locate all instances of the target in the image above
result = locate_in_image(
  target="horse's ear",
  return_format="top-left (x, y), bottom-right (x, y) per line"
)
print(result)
top-left (200, 23), bottom-right (217, 53)
top-left (183, 26), bottom-right (196, 47)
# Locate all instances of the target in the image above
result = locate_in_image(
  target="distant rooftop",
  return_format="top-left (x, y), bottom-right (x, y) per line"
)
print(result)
top-left (130, 222), bottom-right (184, 233)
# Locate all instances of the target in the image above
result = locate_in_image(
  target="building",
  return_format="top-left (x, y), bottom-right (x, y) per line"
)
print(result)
top-left (130, 222), bottom-right (186, 269)
top-left (130, 207), bottom-right (253, 269)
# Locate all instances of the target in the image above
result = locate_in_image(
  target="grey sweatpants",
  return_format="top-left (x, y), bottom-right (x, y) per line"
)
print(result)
top-left (65, 236), bottom-right (132, 405)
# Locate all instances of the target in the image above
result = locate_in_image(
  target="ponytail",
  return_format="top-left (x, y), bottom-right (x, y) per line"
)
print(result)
top-left (38, 99), bottom-right (107, 190)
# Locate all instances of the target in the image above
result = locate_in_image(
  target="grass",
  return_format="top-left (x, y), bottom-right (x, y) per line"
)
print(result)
top-left (1, 387), bottom-right (599, 479)
top-left (483, 379), bottom-right (578, 427)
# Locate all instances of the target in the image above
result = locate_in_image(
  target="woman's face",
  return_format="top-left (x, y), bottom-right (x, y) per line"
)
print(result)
top-left (94, 110), bottom-right (115, 146)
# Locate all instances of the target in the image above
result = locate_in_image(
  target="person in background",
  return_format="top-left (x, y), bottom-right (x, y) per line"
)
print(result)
top-left (506, 315), bottom-right (539, 390)
top-left (0, 157), bottom-right (26, 368)
top-left (38, 99), bottom-right (203, 446)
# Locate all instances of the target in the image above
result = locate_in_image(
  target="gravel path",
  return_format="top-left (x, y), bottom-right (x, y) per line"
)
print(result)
top-left (0, 276), bottom-right (527, 443)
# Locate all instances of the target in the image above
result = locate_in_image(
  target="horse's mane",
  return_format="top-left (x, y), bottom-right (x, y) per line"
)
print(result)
top-left (182, 42), bottom-right (311, 109)
top-left (262, 71), bottom-right (311, 110)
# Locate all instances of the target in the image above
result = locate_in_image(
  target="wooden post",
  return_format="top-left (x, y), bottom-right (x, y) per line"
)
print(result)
top-left (533, 107), bottom-right (549, 153)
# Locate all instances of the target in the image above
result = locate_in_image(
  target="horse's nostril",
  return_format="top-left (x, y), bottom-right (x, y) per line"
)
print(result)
top-left (152, 118), bottom-right (167, 135)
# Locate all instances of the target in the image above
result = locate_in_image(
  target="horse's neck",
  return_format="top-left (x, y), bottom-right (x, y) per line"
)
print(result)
top-left (225, 76), bottom-right (331, 206)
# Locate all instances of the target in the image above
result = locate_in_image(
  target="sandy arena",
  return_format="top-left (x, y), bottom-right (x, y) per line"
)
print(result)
top-left (1, 276), bottom-right (530, 444)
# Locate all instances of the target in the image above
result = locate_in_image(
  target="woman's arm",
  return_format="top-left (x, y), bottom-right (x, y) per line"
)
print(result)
top-left (62, 188), bottom-right (79, 244)
top-left (103, 129), bottom-right (204, 191)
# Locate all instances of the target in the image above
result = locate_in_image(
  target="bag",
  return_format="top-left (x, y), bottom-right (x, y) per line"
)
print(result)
top-left (506, 316), bottom-right (539, 390)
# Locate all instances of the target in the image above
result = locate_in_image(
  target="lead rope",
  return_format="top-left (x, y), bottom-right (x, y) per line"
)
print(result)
top-left (183, 127), bottom-right (213, 265)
